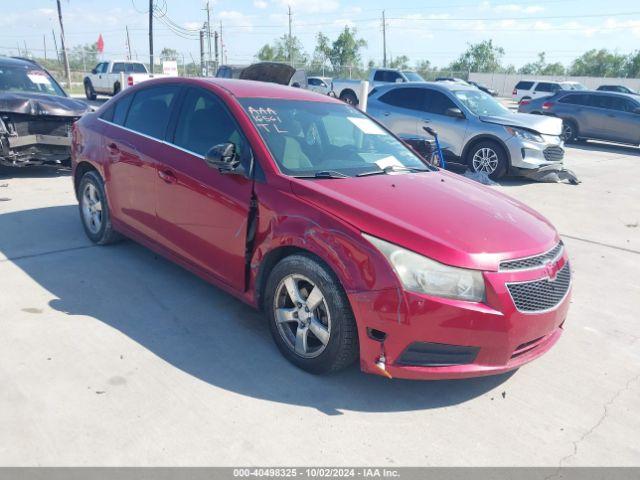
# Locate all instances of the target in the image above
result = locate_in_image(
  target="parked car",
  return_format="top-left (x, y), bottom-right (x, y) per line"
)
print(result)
top-left (597, 85), bottom-right (638, 95)
top-left (216, 62), bottom-right (307, 89)
top-left (368, 82), bottom-right (565, 179)
top-left (307, 76), bottom-right (332, 95)
top-left (518, 90), bottom-right (640, 145)
top-left (468, 80), bottom-right (498, 96)
top-left (512, 80), bottom-right (587, 103)
top-left (72, 77), bottom-right (571, 380)
top-left (83, 60), bottom-right (166, 100)
top-left (0, 56), bottom-right (90, 168)
top-left (435, 77), bottom-right (470, 85)
top-left (332, 68), bottom-right (425, 105)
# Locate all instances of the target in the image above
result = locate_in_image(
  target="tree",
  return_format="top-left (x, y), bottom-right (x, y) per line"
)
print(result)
top-left (449, 40), bottom-right (504, 73)
top-left (256, 34), bottom-right (307, 66)
top-left (519, 52), bottom-right (565, 76)
top-left (541, 62), bottom-right (565, 76)
top-left (569, 49), bottom-right (627, 77)
top-left (327, 26), bottom-right (367, 73)
top-left (69, 43), bottom-right (98, 71)
top-left (160, 48), bottom-right (179, 61)
top-left (389, 55), bottom-right (410, 69)
top-left (625, 50), bottom-right (640, 78)
top-left (415, 59), bottom-right (433, 79)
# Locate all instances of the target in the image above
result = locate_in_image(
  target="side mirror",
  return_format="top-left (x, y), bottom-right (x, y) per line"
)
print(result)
top-left (205, 143), bottom-right (242, 173)
top-left (634, 107), bottom-right (640, 115)
top-left (395, 78), bottom-right (404, 83)
top-left (445, 107), bottom-right (465, 119)
top-left (91, 68), bottom-right (97, 74)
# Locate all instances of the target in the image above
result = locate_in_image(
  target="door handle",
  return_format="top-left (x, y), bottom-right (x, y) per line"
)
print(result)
top-left (158, 169), bottom-right (177, 184)
top-left (383, 112), bottom-right (390, 116)
top-left (107, 143), bottom-right (119, 155)
top-left (422, 119), bottom-right (431, 123)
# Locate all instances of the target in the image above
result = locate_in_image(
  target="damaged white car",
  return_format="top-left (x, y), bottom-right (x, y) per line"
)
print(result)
top-left (0, 56), bottom-right (90, 168)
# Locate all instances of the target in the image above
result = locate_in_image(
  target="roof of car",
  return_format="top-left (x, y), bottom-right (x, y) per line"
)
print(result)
top-left (554, 89), bottom-right (639, 100)
top-left (0, 56), bottom-right (42, 68)
top-left (373, 81), bottom-right (476, 94)
top-left (200, 78), bottom-right (339, 102)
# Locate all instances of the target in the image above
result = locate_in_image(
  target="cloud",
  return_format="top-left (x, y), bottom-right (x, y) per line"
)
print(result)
top-left (253, 0), bottom-right (268, 8)
top-left (273, 0), bottom-right (340, 14)
top-left (183, 21), bottom-right (202, 30)
top-left (491, 3), bottom-right (545, 14)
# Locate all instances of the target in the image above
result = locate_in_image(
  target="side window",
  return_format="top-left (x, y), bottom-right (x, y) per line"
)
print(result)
top-left (560, 94), bottom-right (589, 105)
top-left (308, 78), bottom-right (319, 86)
top-left (112, 63), bottom-right (126, 74)
top-left (589, 95), bottom-right (632, 111)
top-left (425, 90), bottom-right (457, 115)
top-left (379, 88), bottom-right (426, 111)
top-left (100, 104), bottom-right (115, 122)
top-left (373, 70), bottom-right (386, 82)
top-left (385, 71), bottom-right (402, 83)
top-left (173, 88), bottom-right (247, 157)
top-left (515, 81), bottom-right (534, 90)
top-left (124, 85), bottom-right (179, 139)
top-left (113, 93), bottom-right (134, 125)
top-left (131, 63), bottom-right (147, 73)
top-left (536, 82), bottom-right (553, 92)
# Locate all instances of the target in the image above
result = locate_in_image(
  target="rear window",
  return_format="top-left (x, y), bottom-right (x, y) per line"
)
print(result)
top-left (124, 85), bottom-right (179, 139)
top-left (515, 81), bottom-right (534, 90)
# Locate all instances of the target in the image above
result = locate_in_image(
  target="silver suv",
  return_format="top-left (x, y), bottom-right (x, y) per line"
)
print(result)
top-left (367, 82), bottom-right (565, 179)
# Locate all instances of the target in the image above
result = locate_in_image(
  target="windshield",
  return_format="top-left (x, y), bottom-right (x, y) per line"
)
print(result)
top-left (239, 99), bottom-right (428, 177)
top-left (0, 65), bottom-right (66, 97)
top-left (402, 71), bottom-right (425, 82)
top-left (454, 89), bottom-right (510, 116)
top-left (561, 83), bottom-right (587, 91)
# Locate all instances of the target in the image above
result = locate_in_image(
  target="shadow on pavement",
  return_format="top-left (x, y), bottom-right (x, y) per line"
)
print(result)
top-left (567, 140), bottom-right (640, 156)
top-left (0, 165), bottom-right (71, 180)
top-left (1, 205), bottom-right (514, 414)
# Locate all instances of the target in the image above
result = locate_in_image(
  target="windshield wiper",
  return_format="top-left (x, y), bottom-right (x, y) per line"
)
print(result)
top-left (356, 165), bottom-right (430, 177)
top-left (293, 170), bottom-right (349, 179)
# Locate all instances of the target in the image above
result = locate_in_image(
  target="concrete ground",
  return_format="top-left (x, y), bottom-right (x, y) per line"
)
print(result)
top-left (0, 142), bottom-right (638, 466)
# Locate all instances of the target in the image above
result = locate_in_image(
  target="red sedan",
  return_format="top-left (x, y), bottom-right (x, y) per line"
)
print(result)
top-left (71, 77), bottom-right (571, 380)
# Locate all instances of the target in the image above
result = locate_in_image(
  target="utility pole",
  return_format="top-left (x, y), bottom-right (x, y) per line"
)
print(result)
top-left (220, 21), bottom-right (225, 64)
top-left (17, 43), bottom-right (21, 56)
top-left (52, 29), bottom-right (60, 64)
top-left (214, 31), bottom-right (219, 71)
top-left (382, 10), bottom-right (387, 68)
top-left (148, 0), bottom-right (154, 74)
top-left (206, 1), bottom-right (212, 75)
top-left (126, 26), bottom-right (132, 60)
top-left (199, 30), bottom-right (205, 76)
top-left (288, 5), bottom-right (293, 66)
top-left (43, 35), bottom-right (47, 61)
top-left (56, 0), bottom-right (71, 88)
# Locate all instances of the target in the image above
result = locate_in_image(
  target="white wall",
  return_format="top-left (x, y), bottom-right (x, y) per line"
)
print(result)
top-left (469, 72), bottom-right (640, 97)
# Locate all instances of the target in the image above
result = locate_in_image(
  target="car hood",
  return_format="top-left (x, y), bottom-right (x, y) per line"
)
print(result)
top-left (0, 91), bottom-right (90, 117)
top-left (480, 113), bottom-right (562, 135)
top-left (290, 171), bottom-right (558, 271)
top-left (239, 62), bottom-right (296, 86)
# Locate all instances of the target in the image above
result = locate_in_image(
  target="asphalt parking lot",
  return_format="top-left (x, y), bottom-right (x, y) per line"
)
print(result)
top-left (0, 142), bottom-right (638, 466)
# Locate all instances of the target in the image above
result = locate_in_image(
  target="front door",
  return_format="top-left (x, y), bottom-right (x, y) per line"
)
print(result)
top-left (422, 88), bottom-right (468, 158)
top-left (155, 87), bottom-right (254, 291)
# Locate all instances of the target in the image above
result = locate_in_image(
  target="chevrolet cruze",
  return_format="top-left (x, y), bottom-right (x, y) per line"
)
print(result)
top-left (71, 78), bottom-right (571, 379)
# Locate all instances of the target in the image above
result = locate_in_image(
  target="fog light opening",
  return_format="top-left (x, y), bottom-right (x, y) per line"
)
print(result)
top-left (367, 328), bottom-right (387, 342)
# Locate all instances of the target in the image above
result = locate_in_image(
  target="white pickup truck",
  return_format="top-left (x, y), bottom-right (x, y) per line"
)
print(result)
top-left (83, 60), bottom-right (165, 99)
top-left (331, 68), bottom-right (425, 105)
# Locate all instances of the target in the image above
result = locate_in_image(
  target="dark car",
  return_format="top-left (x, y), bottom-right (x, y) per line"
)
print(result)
top-left (597, 85), bottom-right (638, 95)
top-left (468, 81), bottom-right (498, 96)
top-left (518, 90), bottom-right (640, 145)
top-left (0, 56), bottom-right (90, 168)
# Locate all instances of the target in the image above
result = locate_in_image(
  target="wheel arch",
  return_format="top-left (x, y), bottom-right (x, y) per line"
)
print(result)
top-left (339, 88), bottom-right (359, 104)
top-left (73, 161), bottom-right (101, 200)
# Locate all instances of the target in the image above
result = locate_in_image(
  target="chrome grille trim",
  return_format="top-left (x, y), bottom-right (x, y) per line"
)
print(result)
top-left (500, 242), bottom-right (563, 271)
top-left (506, 262), bottom-right (571, 313)
top-left (543, 145), bottom-right (564, 161)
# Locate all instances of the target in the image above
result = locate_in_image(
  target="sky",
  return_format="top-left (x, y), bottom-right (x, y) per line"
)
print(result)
top-left (1, 0), bottom-right (639, 70)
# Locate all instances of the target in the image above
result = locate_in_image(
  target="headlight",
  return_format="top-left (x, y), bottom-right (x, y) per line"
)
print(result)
top-left (505, 126), bottom-right (543, 143)
top-left (363, 234), bottom-right (485, 302)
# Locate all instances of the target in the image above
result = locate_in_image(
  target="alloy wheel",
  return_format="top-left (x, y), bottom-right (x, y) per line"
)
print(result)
top-left (273, 274), bottom-right (331, 359)
top-left (561, 123), bottom-right (573, 142)
top-left (81, 183), bottom-right (103, 234)
top-left (472, 147), bottom-right (499, 174)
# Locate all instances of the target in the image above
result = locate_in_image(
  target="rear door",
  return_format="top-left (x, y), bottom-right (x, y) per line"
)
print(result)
top-left (532, 82), bottom-right (559, 100)
top-left (371, 87), bottom-right (425, 138)
top-left (101, 84), bottom-right (181, 240)
top-left (557, 93), bottom-right (600, 137)
top-left (422, 88), bottom-right (467, 157)
top-left (155, 87), bottom-right (255, 291)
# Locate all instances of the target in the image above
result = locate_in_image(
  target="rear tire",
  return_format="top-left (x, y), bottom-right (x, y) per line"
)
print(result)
top-left (113, 82), bottom-right (121, 95)
top-left (78, 171), bottom-right (121, 245)
top-left (264, 254), bottom-right (358, 375)
top-left (84, 80), bottom-right (97, 100)
top-left (340, 91), bottom-right (358, 106)
top-left (468, 140), bottom-right (508, 180)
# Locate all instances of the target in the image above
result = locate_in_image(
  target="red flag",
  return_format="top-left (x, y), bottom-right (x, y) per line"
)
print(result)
top-left (97, 34), bottom-right (104, 53)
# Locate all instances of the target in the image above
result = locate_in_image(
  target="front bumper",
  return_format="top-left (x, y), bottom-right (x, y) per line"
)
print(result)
top-left (505, 134), bottom-right (565, 171)
top-left (349, 254), bottom-right (571, 380)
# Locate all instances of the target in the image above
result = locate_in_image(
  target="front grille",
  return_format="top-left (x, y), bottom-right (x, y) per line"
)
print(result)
top-left (5, 114), bottom-right (73, 137)
top-left (543, 145), bottom-right (564, 161)
top-left (507, 262), bottom-right (571, 313)
top-left (500, 242), bottom-right (563, 271)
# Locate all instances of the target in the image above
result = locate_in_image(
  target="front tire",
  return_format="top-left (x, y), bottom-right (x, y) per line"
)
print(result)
top-left (78, 171), bottom-right (121, 245)
top-left (264, 254), bottom-right (358, 374)
top-left (84, 80), bottom-right (97, 100)
top-left (468, 140), bottom-right (508, 180)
